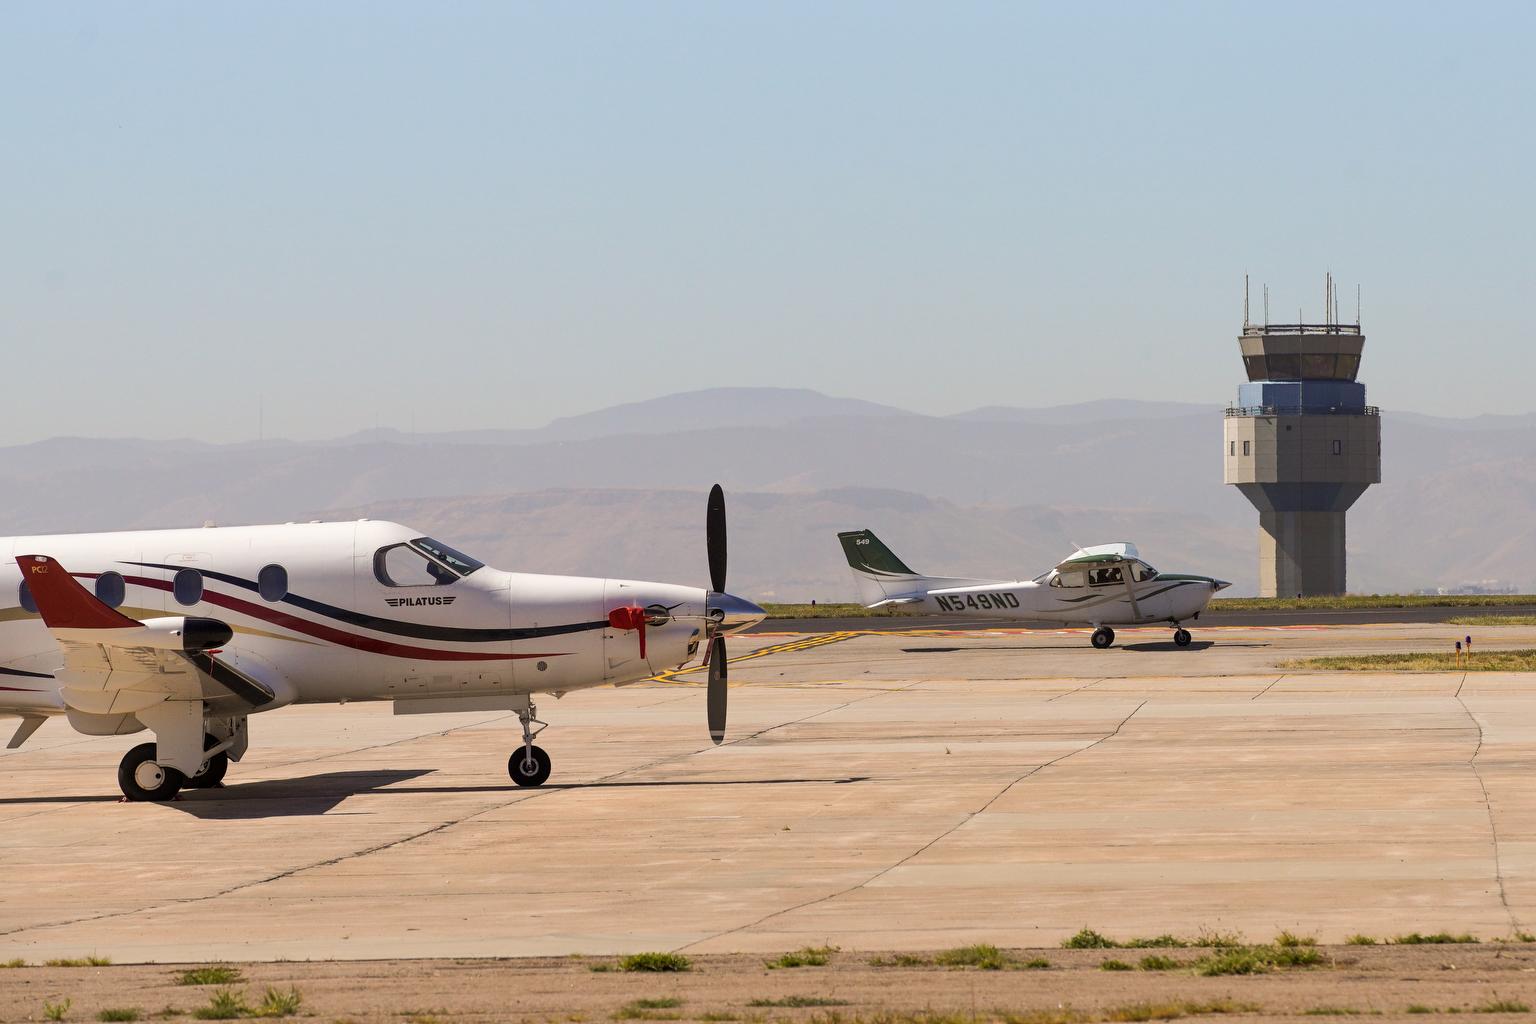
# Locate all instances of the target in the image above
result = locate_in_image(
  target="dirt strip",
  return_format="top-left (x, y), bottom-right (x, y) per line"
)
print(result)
top-left (6, 947), bottom-right (1536, 1024)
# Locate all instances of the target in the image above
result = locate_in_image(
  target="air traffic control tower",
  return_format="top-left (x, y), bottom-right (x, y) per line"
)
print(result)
top-left (1223, 283), bottom-right (1380, 596)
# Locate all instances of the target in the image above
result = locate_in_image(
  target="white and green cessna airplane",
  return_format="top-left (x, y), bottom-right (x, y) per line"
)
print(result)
top-left (838, 530), bottom-right (1229, 649)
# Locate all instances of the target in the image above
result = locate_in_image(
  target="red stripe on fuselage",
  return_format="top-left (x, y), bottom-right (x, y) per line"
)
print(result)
top-left (119, 575), bottom-right (567, 662)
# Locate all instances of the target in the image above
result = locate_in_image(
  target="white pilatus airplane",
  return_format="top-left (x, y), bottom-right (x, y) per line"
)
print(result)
top-left (0, 486), bottom-right (763, 802)
top-left (838, 530), bottom-right (1229, 649)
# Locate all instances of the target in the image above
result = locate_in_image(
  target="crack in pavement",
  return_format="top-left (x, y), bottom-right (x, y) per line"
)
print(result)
top-left (1251, 674), bottom-right (1286, 701)
top-left (676, 699), bottom-right (1148, 952)
top-left (1455, 693), bottom-right (1520, 934)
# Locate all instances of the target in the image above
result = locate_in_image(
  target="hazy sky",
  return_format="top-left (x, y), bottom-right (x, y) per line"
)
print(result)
top-left (4, 2), bottom-right (1532, 443)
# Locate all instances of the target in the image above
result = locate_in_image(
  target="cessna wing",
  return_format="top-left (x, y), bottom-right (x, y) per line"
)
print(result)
top-left (16, 555), bottom-right (282, 768)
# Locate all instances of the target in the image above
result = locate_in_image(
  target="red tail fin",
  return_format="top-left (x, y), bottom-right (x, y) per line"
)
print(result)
top-left (15, 555), bottom-right (141, 630)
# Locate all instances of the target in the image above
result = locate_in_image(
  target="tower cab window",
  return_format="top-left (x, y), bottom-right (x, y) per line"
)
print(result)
top-left (374, 537), bottom-right (486, 588)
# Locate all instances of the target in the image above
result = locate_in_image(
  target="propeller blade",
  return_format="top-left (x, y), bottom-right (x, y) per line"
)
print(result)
top-left (707, 635), bottom-right (727, 745)
top-left (706, 483), bottom-right (727, 595)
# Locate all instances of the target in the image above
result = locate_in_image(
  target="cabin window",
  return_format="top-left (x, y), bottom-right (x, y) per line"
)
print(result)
top-left (1050, 571), bottom-right (1086, 589)
top-left (17, 581), bottom-right (37, 614)
top-left (95, 571), bottom-right (126, 608)
top-left (258, 564), bottom-right (288, 602)
top-left (1088, 566), bottom-right (1124, 587)
top-left (375, 543), bottom-right (457, 587)
top-left (173, 569), bottom-right (204, 606)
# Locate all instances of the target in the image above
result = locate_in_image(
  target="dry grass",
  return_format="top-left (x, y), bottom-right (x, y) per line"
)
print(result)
top-left (1283, 651), bottom-right (1536, 672)
top-left (1447, 616), bottom-right (1536, 626)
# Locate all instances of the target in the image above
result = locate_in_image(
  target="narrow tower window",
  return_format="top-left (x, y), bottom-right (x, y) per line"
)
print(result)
top-left (1332, 440), bottom-right (1343, 455)
top-left (1242, 440), bottom-right (1250, 456)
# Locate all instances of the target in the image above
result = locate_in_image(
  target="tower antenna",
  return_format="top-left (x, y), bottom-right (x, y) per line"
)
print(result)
top-left (1244, 274), bottom-right (1250, 327)
top-left (1356, 284), bottom-right (1361, 325)
top-left (1263, 284), bottom-right (1269, 325)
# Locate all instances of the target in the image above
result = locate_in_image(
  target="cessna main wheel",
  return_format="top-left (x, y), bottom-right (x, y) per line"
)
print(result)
top-left (508, 745), bottom-right (552, 788)
top-left (1173, 628), bottom-right (1193, 647)
top-left (118, 743), bottom-right (186, 802)
top-left (1091, 627), bottom-right (1115, 649)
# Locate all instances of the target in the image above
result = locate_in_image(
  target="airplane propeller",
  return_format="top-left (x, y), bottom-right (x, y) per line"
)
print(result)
top-left (705, 483), bottom-right (729, 744)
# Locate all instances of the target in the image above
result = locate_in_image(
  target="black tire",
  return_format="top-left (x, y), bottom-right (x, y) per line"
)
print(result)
top-left (185, 734), bottom-right (229, 789)
top-left (118, 742), bottom-right (186, 802)
top-left (508, 744), bottom-right (552, 788)
top-left (1091, 627), bottom-right (1115, 650)
top-left (1173, 628), bottom-right (1192, 647)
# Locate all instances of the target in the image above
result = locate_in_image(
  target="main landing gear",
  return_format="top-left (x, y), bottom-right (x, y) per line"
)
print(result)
top-left (508, 701), bottom-right (552, 788)
top-left (116, 732), bottom-right (234, 802)
top-left (1091, 626), bottom-right (1115, 649)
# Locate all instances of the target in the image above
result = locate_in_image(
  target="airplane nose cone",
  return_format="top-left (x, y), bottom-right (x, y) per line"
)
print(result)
top-left (707, 592), bottom-right (766, 634)
top-left (1211, 579), bottom-right (1232, 592)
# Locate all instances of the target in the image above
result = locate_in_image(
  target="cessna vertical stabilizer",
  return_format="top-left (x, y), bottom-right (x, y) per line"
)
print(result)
top-left (0, 487), bottom-right (764, 801)
top-left (838, 530), bottom-right (1228, 649)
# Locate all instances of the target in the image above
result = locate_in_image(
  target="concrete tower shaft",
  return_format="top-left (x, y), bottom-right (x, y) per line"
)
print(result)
top-left (1223, 317), bottom-right (1381, 597)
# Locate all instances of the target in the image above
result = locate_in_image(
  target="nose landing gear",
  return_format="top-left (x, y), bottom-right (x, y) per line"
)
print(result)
top-left (1171, 623), bottom-right (1193, 647)
top-left (1091, 626), bottom-right (1115, 649)
top-left (508, 701), bottom-right (552, 787)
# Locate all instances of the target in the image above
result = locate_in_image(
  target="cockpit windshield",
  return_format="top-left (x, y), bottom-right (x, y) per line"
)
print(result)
top-left (410, 538), bottom-right (485, 577)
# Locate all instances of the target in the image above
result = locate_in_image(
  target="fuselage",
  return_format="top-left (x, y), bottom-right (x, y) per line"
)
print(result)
top-left (904, 571), bottom-right (1224, 626)
top-left (0, 521), bottom-right (710, 719)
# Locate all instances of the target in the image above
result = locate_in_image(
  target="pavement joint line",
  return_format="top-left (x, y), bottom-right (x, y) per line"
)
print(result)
top-left (675, 699), bottom-right (1148, 953)
top-left (1455, 693), bottom-right (1520, 934)
top-left (0, 636), bottom-right (902, 947)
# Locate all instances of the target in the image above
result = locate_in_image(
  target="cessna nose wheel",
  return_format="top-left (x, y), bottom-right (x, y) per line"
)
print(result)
top-left (1091, 626), bottom-right (1115, 649)
top-left (1173, 628), bottom-right (1193, 647)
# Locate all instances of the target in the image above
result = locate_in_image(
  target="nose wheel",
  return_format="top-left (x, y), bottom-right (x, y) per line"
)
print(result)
top-left (1173, 627), bottom-right (1193, 647)
top-left (1091, 626), bottom-right (1115, 649)
top-left (508, 702), bottom-right (552, 787)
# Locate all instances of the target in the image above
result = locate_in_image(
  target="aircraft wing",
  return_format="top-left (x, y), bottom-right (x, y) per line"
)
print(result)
top-left (1052, 542), bottom-right (1140, 576)
top-left (15, 554), bottom-right (276, 719)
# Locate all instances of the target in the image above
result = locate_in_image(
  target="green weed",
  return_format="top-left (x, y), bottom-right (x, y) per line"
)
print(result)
top-left (869, 954), bottom-right (930, 967)
top-left (1023, 958), bottom-right (1051, 970)
top-left (1123, 935), bottom-right (1189, 949)
top-left (617, 952), bottom-right (692, 973)
top-left (97, 1010), bottom-right (141, 1022)
top-left (748, 998), bottom-right (849, 1008)
top-left (254, 988), bottom-right (302, 1018)
top-left (1345, 935), bottom-right (1378, 946)
top-left (1137, 955), bottom-right (1181, 971)
top-left (1303, 1009), bottom-right (1364, 1017)
top-left (1393, 933), bottom-right (1480, 945)
top-left (1473, 998), bottom-right (1530, 1013)
top-left (45, 1000), bottom-right (73, 1022)
top-left (1062, 928), bottom-right (1119, 949)
top-left (1406, 1007), bottom-right (1436, 1015)
top-left (1100, 959), bottom-right (1133, 971)
top-left (1275, 931), bottom-right (1318, 947)
top-left (46, 957), bottom-right (112, 967)
top-left (3, 958), bottom-right (27, 968)
top-left (192, 989), bottom-right (249, 1021)
top-left (179, 966), bottom-right (245, 986)
top-left (933, 944), bottom-right (1008, 970)
top-left (766, 946), bottom-right (837, 969)
top-left (1100, 999), bottom-right (1257, 1022)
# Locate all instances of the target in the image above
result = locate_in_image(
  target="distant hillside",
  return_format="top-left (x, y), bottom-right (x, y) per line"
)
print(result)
top-left (1, 388), bottom-right (1532, 595)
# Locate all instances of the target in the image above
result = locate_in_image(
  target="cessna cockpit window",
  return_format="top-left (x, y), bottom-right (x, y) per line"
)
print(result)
top-left (1088, 566), bottom-right (1124, 587)
top-left (1131, 561), bottom-right (1158, 582)
top-left (410, 537), bottom-right (484, 577)
top-left (1051, 571), bottom-right (1087, 588)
